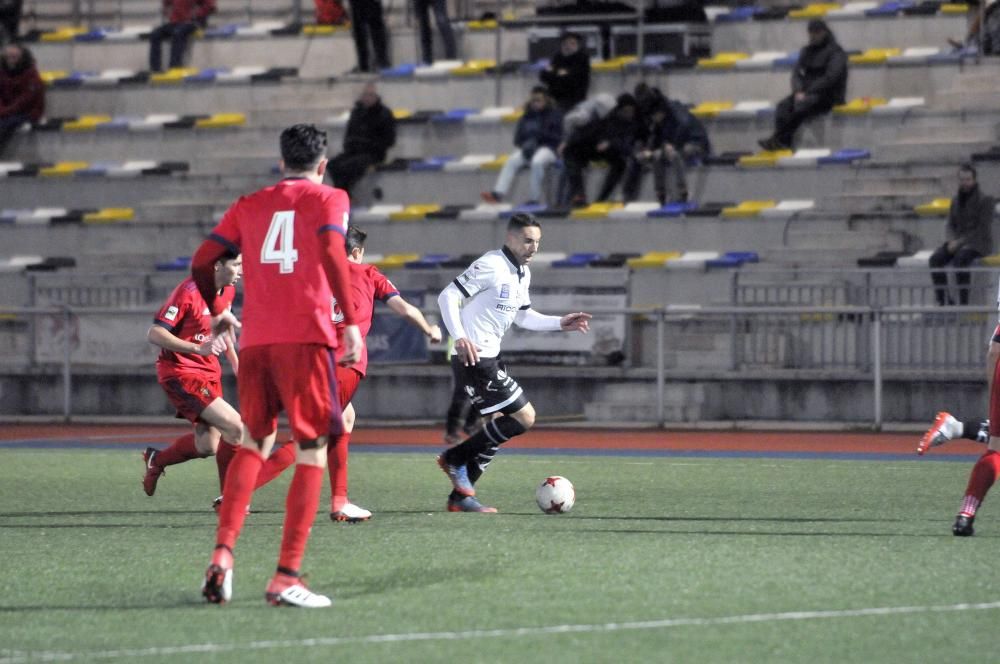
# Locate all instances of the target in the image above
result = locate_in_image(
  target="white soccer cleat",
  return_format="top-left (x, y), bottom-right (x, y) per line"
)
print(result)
top-left (267, 583), bottom-right (332, 608)
top-left (330, 502), bottom-right (372, 523)
top-left (918, 412), bottom-right (961, 455)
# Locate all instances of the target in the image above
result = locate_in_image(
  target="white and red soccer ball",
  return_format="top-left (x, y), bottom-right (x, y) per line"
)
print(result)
top-left (535, 476), bottom-right (575, 514)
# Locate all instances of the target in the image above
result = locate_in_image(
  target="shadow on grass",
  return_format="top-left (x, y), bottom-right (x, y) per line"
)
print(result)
top-left (590, 528), bottom-right (993, 538)
top-left (377, 509), bottom-right (926, 524)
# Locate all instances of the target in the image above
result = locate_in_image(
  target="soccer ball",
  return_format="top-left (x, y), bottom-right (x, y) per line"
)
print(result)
top-left (535, 476), bottom-right (575, 514)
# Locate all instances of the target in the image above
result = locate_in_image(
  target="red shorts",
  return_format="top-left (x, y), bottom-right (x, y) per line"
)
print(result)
top-left (159, 374), bottom-right (222, 424)
top-left (336, 365), bottom-right (363, 407)
top-left (238, 343), bottom-right (344, 442)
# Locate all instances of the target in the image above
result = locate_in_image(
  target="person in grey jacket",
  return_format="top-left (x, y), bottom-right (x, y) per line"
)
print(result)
top-left (930, 164), bottom-right (995, 306)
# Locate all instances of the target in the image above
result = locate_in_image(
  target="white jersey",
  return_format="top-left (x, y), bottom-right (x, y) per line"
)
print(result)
top-left (449, 247), bottom-right (532, 359)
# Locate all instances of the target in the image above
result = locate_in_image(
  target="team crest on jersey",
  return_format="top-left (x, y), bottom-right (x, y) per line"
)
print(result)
top-left (499, 284), bottom-right (510, 299)
top-left (200, 387), bottom-right (211, 398)
top-left (164, 306), bottom-right (179, 321)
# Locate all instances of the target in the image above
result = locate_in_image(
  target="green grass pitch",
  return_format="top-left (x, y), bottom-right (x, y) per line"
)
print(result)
top-left (2, 448), bottom-right (999, 663)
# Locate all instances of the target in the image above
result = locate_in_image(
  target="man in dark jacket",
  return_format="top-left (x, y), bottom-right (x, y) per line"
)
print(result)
top-left (625, 85), bottom-right (710, 205)
top-left (563, 93), bottom-right (643, 206)
top-left (758, 19), bottom-right (848, 151)
top-left (482, 86), bottom-right (562, 206)
top-left (930, 164), bottom-right (995, 306)
top-left (0, 42), bottom-right (43, 155)
top-left (539, 32), bottom-right (591, 113)
top-left (328, 82), bottom-right (396, 196)
top-left (148, 0), bottom-right (215, 72)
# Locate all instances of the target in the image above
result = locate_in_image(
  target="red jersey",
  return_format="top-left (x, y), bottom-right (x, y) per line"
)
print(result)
top-left (332, 262), bottom-right (399, 375)
top-left (206, 178), bottom-right (356, 349)
top-left (153, 277), bottom-right (235, 380)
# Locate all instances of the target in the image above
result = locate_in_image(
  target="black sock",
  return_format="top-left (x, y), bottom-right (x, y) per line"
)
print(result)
top-left (444, 416), bottom-right (527, 469)
top-left (467, 444), bottom-right (499, 484)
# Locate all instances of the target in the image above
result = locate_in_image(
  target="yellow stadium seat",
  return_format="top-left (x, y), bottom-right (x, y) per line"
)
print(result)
top-left (392, 108), bottom-right (413, 121)
top-left (374, 253), bottom-right (420, 270)
top-left (40, 26), bottom-right (87, 42)
top-left (914, 198), bottom-right (951, 216)
top-left (466, 19), bottom-right (498, 30)
top-left (39, 161), bottom-right (89, 177)
top-left (451, 59), bottom-right (496, 76)
top-left (848, 48), bottom-right (901, 65)
top-left (83, 208), bottom-right (135, 223)
top-left (833, 97), bottom-right (888, 115)
top-left (501, 109), bottom-right (524, 123)
top-left (626, 251), bottom-right (682, 269)
top-left (195, 113), bottom-right (247, 129)
top-left (690, 101), bottom-right (735, 118)
top-left (592, 56), bottom-right (637, 72)
top-left (788, 3), bottom-right (842, 18)
top-left (150, 67), bottom-right (199, 84)
top-left (738, 150), bottom-right (794, 167)
top-left (388, 204), bottom-right (442, 221)
top-left (39, 70), bottom-right (68, 85)
top-left (302, 24), bottom-right (338, 35)
top-left (570, 202), bottom-right (624, 220)
top-left (480, 154), bottom-right (509, 171)
top-left (697, 52), bottom-right (749, 69)
top-left (62, 115), bottom-right (112, 131)
top-left (981, 254), bottom-right (1000, 267)
top-left (721, 200), bottom-right (777, 218)
top-left (940, 2), bottom-right (969, 12)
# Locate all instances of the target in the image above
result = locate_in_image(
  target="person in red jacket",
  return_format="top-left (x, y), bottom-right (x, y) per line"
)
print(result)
top-left (0, 42), bottom-right (43, 155)
top-left (148, 0), bottom-right (215, 72)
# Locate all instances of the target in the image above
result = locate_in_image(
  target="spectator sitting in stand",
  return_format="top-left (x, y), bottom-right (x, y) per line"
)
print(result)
top-left (0, 42), bottom-right (43, 156)
top-left (563, 93), bottom-right (643, 207)
top-left (758, 19), bottom-right (847, 151)
top-left (930, 164), bottom-right (994, 306)
top-left (148, 0), bottom-right (215, 73)
top-left (481, 86), bottom-right (562, 207)
top-left (624, 84), bottom-right (710, 205)
top-left (539, 31), bottom-right (591, 113)
top-left (327, 82), bottom-right (396, 198)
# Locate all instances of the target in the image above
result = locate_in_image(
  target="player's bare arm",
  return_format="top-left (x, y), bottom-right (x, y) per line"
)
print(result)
top-left (386, 296), bottom-right (443, 343)
top-left (340, 324), bottom-right (363, 366)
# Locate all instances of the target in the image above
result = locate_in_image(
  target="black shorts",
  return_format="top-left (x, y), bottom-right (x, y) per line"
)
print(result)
top-left (451, 355), bottom-right (528, 416)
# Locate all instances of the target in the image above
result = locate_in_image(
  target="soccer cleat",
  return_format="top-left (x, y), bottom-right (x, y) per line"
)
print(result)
top-left (447, 495), bottom-right (498, 513)
top-left (141, 447), bottom-right (165, 496)
top-left (918, 412), bottom-right (960, 455)
top-left (437, 454), bottom-right (475, 497)
top-left (212, 496), bottom-right (251, 515)
top-left (266, 581), bottom-right (332, 608)
top-left (330, 502), bottom-right (372, 523)
top-left (202, 564), bottom-right (233, 604)
top-left (953, 514), bottom-right (975, 537)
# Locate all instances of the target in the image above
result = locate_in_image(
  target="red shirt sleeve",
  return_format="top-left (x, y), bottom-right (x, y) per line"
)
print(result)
top-left (372, 268), bottom-right (399, 302)
top-left (153, 284), bottom-right (193, 332)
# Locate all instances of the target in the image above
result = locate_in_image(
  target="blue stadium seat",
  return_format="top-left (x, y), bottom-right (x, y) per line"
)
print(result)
top-left (552, 252), bottom-right (603, 268)
top-left (818, 149), bottom-right (872, 164)
top-left (409, 156), bottom-right (456, 171)
top-left (431, 108), bottom-right (478, 123)
top-left (647, 202), bottom-right (698, 218)
top-left (405, 254), bottom-right (452, 269)
top-left (381, 63), bottom-right (417, 78)
top-left (706, 252), bottom-right (759, 268)
top-left (155, 257), bottom-right (191, 271)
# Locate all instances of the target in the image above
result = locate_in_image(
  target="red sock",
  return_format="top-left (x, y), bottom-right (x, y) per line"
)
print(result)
top-left (153, 433), bottom-right (205, 467)
top-left (329, 432), bottom-right (350, 512)
top-left (255, 443), bottom-right (297, 489)
top-left (960, 450), bottom-right (1000, 516)
top-left (215, 441), bottom-right (238, 492)
top-left (215, 447), bottom-right (264, 552)
top-left (277, 463), bottom-right (324, 573)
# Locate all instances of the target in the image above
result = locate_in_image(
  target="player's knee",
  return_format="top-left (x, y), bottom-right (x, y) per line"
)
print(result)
top-left (221, 419), bottom-right (243, 445)
top-left (512, 403), bottom-right (535, 430)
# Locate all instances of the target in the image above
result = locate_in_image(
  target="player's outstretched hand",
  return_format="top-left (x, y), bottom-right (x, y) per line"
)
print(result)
top-left (212, 310), bottom-right (242, 337)
top-left (560, 312), bottom-right (592, 333)
top-left (196, 337), bottom-right (224, 356)
top-left (428, 324), bottom-right (443, 344)
top-left (339, 325), bottom-right (363, 366)
top-left (455, 337), bottom-right (480, 366)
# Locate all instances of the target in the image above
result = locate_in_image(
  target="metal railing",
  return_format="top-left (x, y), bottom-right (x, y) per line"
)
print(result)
top-left (0, 303), bottom-right (993, 427)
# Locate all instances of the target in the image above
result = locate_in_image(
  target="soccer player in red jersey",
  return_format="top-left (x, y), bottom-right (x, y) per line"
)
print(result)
top-left (254, 225), bottom-right (442, 522)
top-left (142, 251), bottom-right (243, 498)
top-left (192, 124), bottom-right (362, 608)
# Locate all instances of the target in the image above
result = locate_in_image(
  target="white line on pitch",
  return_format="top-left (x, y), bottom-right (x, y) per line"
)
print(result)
top-left (4, 600), bottom-right (1000, 663)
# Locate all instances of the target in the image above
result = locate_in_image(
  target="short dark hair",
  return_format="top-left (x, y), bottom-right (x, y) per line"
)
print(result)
top-left (959, 163), bottom-right (977, 180)
top-left (346, 225), bottom-right (368, 253)
top-left (280, 124), bottom-right (327, 172)
top-left (218, 248), bottom-right (241, 262)
top-left (507, 213), bottom-right (541, 232)
top-left (530, 85), bottom-right (548, 96)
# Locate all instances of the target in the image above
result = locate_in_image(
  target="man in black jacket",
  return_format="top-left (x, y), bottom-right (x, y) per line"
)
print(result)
top-left (328, 82), bottom-right (396, 196)
top-left (563, 93), bottom-right (643, 206)
top-left (930, 164), bottom-right (995, 306)
top-left (758, 19), bottom-right (848, 151)
top-left (539, 32), bottom-right (591, 113)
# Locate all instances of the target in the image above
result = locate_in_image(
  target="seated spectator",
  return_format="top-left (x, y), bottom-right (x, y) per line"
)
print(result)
top-left (148, 0), bottom-right (215, 73)
top-left (346, 0), bottom-right (390, 74)
top-left (625, 84), bottom-right (709, 205)
top-left (540, 32), bottom-right (591, 113)
top-left (0, 0), bottom-right (22, 44)
top-left (481, 87), bottom-right (562, 206)
top-left (328, 82), bottom-right (396, 197)
top-left (414, 0), bottom-right (457, 65)
top-left (758, 19), bottom-right (847, 151)
top-left (0, 42), bottom-right (43, 156)
top-left (563, 93), bottom-right (643, 207)
top-left (930, 164), bottom-right (994, 306)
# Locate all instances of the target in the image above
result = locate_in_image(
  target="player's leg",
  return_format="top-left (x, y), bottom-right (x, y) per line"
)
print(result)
top-left (918, 412), bottom-right (989, 455)
top-left (953, 363), bottom-right (1000, 536)
top-left (197, 396), bottom-right (243, 492)
top-left (328, 366), bottom-right (369, 521)
top-left (253, 440), bottom-right (297, 489)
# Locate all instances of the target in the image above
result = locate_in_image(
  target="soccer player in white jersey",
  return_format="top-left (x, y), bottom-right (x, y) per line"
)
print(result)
top-left (435, 213), bottom-right (592, 512)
